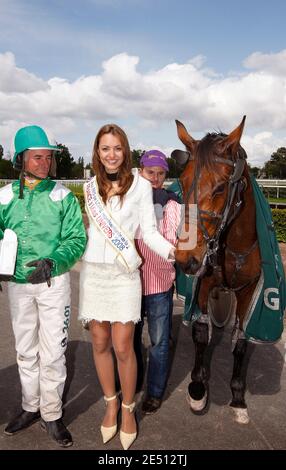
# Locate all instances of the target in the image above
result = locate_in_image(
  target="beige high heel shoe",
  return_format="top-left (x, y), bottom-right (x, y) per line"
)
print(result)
top-left (100, 394), bottom-right (119, 444)
top-left (119, 401), bottom-right (137, 450)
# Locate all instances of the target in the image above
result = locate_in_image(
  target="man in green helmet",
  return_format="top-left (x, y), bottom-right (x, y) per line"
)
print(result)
top-left (0, 125), bottom-right (87, 447)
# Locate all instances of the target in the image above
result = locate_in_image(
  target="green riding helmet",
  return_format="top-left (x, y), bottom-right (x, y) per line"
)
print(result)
top-left (13, 125), bottom-right (61, 176)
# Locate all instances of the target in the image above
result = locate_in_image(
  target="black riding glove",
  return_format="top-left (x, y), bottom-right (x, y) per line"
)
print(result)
top-left (0, 274), bottom-right (13, 282)
top-left (26, 259), bottom-right (54, 287)
top-left (0, 274), bottom-right (13, 292)
top-left (152, 188), bottom-right (180, 207)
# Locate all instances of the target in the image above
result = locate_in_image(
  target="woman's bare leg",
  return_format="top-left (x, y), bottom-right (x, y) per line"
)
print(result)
top-left (112, 322), bottom-right (137, 434)
top-left (89, 320), bottom-right (118, 427)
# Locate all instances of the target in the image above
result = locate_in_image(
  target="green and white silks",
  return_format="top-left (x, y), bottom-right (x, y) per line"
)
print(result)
top-left (0, 179), bottom-right (86, 283)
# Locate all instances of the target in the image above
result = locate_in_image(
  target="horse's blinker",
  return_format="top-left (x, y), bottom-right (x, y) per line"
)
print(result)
top-left (171, 149), bottom-right (192, 167)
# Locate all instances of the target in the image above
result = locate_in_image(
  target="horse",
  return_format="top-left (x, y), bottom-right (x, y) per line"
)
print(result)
top-left (172, 116), bottom-right (261, 424)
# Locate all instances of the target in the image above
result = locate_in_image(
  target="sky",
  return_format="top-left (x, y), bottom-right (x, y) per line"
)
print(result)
top-left (0, 0), bottom-right (286, 167)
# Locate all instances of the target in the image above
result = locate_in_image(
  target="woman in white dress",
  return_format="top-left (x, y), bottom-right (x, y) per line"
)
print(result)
top-left (79, 124), bottom-right (175, 450)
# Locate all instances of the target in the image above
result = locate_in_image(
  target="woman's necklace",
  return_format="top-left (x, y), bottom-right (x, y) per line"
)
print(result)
top-left (106, 172), bottom-right (119, 181)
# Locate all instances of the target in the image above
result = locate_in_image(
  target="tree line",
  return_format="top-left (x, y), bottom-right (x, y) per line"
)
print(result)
top-left (0, 143), bottom-right (285, 179)
top-left (0, 144), bottom-right (85, 179)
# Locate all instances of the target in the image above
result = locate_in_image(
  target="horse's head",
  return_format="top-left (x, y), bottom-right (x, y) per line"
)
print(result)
top-left (173, 116), bottom-right (247, 275)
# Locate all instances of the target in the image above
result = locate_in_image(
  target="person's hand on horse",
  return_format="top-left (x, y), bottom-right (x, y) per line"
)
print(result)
top-left (168, 247), bottom-right (176, 262)
top-left (26, 259), bottom-right (54, 287)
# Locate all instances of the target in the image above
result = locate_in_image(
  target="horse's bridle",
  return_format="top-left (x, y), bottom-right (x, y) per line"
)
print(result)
top-left (172, 148), bottom-right (251, 281)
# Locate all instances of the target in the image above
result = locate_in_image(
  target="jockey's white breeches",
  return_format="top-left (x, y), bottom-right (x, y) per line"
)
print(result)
top-left (7, 273), bottom-right (71, 421)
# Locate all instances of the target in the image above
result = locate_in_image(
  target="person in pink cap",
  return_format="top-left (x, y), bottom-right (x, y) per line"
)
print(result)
top-left (134, 149), bottom-right (181, 414)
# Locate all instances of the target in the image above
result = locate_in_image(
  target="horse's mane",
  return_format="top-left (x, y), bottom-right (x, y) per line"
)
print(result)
top-left (197, 132), bottom-right (247, 171)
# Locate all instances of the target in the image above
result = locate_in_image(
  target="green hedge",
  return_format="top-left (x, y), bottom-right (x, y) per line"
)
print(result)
top-left (74, 192), bottom-right (85, 212)
top-left (272, 209), bottom-right (286, 242)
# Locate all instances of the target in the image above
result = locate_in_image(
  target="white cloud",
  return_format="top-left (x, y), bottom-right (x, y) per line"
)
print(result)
top-left (241, 132), bottom-right (285, 167)
top-left (0, 49), bottom-right (285, 166)
top-left (0, 52), bottom-right (47, 93)
top-left (243, 49), bottom-right (286, 76)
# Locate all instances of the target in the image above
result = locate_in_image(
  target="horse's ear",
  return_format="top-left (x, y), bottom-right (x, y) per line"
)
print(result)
top-left (219, 116), bottom-right (246, 155)
top-left (175, 120), bottom-right (196, 153)
top-left (227, 115), bottom-right (246, 148)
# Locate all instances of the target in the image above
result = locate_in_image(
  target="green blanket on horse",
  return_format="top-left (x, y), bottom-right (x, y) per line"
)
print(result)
top-left (169, 178), bottom-right (286, 343)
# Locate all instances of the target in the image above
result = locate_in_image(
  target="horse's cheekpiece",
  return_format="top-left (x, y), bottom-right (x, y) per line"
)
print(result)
top-left (207, 286), bottom-right (237, 328)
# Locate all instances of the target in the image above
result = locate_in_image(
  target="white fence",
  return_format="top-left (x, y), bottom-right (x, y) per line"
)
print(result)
top-left (256, 179), bottom-right (286, 198)
top-left (1, 178), bottom-right (286, 196)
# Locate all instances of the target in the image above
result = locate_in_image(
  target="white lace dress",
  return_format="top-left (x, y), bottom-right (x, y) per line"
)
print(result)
top-left (78, 261), bottom-right (142, 325)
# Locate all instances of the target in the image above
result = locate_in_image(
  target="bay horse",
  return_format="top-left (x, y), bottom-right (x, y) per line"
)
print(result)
top-left (173, 116), bottom-right (261, 424)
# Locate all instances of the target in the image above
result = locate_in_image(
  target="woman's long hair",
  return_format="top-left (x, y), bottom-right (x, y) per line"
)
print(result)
top-left (92, 124), bottom-right (133, 204)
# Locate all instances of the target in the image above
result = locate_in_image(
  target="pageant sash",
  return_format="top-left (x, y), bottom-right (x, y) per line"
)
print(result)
top-left (84, 178), bottom-right (142, 273)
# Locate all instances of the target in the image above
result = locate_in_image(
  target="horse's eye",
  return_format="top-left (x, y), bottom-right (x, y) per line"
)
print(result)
top-left (212, 183), bottom-right (226, 197)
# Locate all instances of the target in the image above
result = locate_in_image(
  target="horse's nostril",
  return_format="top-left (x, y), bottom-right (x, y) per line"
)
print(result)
top-left (189, 257), bottom-right (200, 272)
top-left (178, 256), bottom-right (200, 275)
top-left (191, 258), bottom-right (199, 269)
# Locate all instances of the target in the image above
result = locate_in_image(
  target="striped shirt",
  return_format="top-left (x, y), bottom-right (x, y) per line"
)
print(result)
top-left (136, 200), bottom-right (181, 295)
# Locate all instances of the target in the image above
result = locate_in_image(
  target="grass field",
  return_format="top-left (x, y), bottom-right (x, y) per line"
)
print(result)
top-left (65, 183), bottom-right (83, 194)
top-left (268, 197), bottom-right (286, 203)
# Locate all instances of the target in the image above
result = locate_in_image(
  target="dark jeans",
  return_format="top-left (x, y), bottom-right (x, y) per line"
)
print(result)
top-left (134, 286), bottom-right (174, 399)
